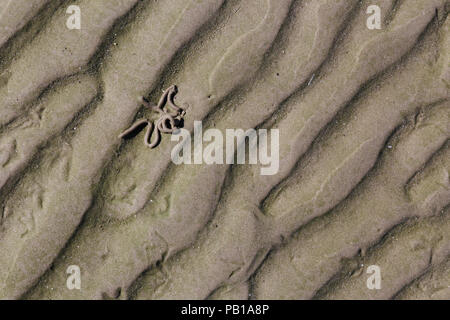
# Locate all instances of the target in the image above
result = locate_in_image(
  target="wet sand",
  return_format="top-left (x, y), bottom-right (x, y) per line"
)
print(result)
top-left (0, 0), bottom-right (448, 300)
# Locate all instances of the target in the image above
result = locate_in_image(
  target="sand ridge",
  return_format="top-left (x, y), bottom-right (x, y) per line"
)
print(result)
top-left (0, 0), bottom-right (448, 300)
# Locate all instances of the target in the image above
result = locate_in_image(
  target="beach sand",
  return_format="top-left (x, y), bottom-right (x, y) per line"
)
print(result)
top-left (0, 0), bottom-right (448, 300)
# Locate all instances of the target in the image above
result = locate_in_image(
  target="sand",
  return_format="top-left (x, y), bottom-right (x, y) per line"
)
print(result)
top-left (0, 0), bottom-right (448, 300)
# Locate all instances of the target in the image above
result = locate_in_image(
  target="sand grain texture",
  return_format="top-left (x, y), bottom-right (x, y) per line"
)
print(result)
top-left (0, 0), bottom-right (448, 300)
